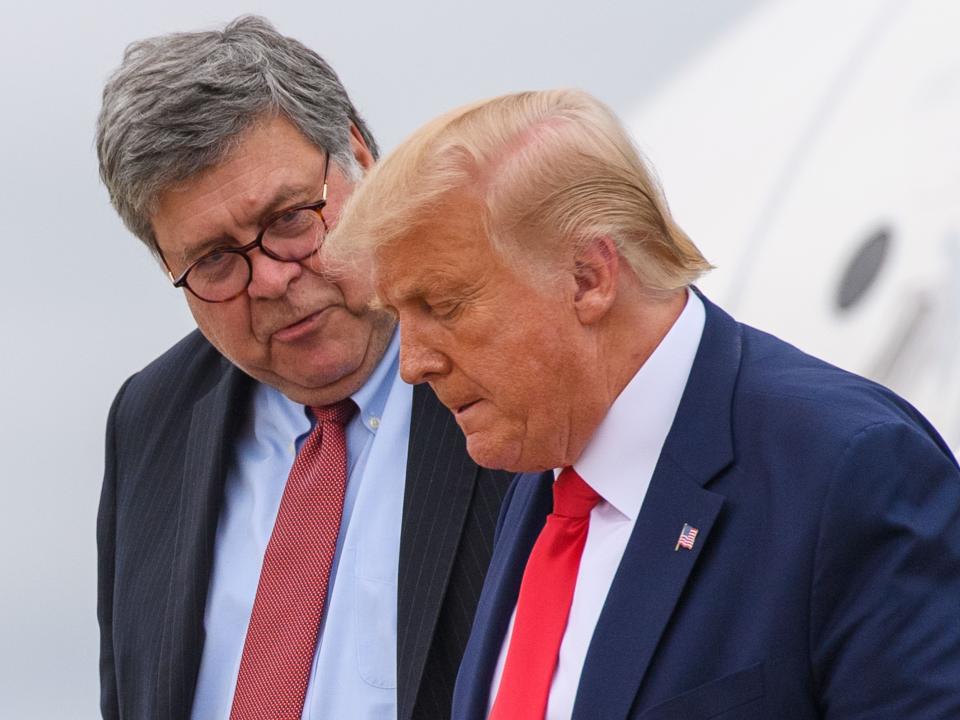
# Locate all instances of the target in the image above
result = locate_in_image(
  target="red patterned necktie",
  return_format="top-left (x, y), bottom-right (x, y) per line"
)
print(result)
top-left (230, 399), bottom-right (356, 720)
top-left (489, 466), bottom-right (601, 720)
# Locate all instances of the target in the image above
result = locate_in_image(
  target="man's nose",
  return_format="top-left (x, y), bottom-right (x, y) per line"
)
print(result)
top-left (246, 250), bottom-right (303, 300)
top-left (399, 319), bottom-right (450, 385)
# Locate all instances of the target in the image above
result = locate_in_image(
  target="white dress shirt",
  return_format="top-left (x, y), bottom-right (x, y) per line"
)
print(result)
top-left (488, 290), bottom-right (705, 720)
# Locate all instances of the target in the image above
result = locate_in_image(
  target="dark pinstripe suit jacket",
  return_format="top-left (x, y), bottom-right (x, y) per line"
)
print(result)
top-left (97, 330), bottom-right (510, 720)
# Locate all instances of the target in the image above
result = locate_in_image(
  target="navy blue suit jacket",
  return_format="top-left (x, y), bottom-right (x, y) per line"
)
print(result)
top-left (454, 294), bottom-right (960, 719)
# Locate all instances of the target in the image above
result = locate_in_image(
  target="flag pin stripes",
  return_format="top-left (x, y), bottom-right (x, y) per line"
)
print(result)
top-left (675, 523), bottom-right (699, 551)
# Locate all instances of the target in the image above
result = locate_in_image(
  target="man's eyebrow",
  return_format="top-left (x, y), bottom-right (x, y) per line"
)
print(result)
top-left (258, 183), bottom-right (317, 221)
top-left (178, 183), bottom-right (317, 265)
top-left (391, 274), bottom-right (478, 305)
top-left (179, 233), bottom-right (235, 266)
top-left (391, 277), bottom-right (445, 303)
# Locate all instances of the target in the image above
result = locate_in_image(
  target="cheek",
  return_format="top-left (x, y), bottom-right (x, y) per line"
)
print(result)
top-left (494, 334), bottom-right (577, 456)
top-left (459, 318), bottom-right (566, 407)
top-left (508, 330), bottom-right (570, 392)
top-left (187, 298), bottom-right (260, 360)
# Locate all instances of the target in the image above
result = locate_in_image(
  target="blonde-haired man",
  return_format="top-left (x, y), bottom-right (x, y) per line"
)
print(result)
top-left (326, 89), bottom-right (960, 719)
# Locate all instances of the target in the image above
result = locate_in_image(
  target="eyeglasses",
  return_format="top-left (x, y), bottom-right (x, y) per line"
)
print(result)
top-left (161, 154), bottom-right (330, 303)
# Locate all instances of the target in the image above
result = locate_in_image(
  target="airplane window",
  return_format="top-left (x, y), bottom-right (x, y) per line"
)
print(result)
top-left (836, 226), bottom-right (891, 312)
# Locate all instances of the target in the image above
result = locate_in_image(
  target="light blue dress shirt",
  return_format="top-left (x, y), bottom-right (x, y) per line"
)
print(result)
top-left (191, 331), bottom-right (410, 719)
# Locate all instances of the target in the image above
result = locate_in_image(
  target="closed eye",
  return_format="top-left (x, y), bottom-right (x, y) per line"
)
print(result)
top-left (427, 299), bottom-right (462, 320)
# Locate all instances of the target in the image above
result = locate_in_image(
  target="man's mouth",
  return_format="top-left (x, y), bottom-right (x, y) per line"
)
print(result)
top-left (271, 307), bottom-right (332, 343)
top-left (454, 399), bottom-right (481, 416)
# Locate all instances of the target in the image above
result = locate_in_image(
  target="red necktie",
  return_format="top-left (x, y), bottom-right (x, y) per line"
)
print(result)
top-left (489, 467), bottom-right (601, 720)
top-left (230, 400), bottom-right (356, 720)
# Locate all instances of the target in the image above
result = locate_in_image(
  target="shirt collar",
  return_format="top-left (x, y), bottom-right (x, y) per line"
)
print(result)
top-left (349, 328), bottom-right (400, 434)
top-left (567, 289), bottom-right (706, 521)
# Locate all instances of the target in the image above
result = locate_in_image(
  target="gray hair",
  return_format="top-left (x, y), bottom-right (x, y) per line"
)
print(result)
top-left (96, 15), bottom-right (379, 256)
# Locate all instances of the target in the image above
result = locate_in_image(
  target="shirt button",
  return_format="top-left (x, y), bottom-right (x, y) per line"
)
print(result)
top-left (288, 441), bottom-right (295, 454)
top-left (369, 416), bottom-right (380, 430)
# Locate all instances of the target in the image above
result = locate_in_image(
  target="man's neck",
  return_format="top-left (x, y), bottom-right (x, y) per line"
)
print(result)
top-left (599, 285), bottom-right (689, 410)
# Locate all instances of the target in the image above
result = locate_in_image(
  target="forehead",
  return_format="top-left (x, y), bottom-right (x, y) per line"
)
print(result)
top-left (376, 196), bottom-right (499, 297)
top-left (152, 117), bottom-right (324, 252)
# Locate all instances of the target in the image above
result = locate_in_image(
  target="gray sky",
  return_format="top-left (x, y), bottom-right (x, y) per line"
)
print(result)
top-left (0, 1), bottom-right (761, 716)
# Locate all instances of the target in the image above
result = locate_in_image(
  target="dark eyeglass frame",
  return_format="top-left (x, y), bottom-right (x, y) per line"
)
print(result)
top-left (158, 153), bottom-right (331, 303)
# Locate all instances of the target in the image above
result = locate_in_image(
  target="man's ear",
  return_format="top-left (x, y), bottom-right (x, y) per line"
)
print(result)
top-left (573, 236), bottom-right (620, 325)
top-left (349, 123), bottom-right (375, 172)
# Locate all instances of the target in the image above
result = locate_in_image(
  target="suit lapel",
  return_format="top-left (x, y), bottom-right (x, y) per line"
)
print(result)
top-left (572, 464), bottom-right (724, 719)
top-left (396, 384), bottom-right (482, 720)
top-left (455, 471), bottom-right (554, 720)
top-left (572, 292), bottom-right (742, 720)
top-left (156, 359), bottom-right (250, 720)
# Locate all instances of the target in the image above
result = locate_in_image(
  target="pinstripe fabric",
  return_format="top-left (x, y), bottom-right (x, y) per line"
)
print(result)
top-left (99, 331), bottom-right (251, 720)
top-left (98, 330), bottom-right (511, 720)
top-left (400, 385), bottom-right (513, 720)
top-left (408, 469), bottom-right (511, 719)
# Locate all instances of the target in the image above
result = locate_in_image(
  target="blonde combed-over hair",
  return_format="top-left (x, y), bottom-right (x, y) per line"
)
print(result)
top-left (328, 89), bottom-right (711, 291)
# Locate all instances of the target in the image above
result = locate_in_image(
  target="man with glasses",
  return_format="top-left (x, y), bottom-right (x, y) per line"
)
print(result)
top-left (95, 16), bottom-right (509, 720)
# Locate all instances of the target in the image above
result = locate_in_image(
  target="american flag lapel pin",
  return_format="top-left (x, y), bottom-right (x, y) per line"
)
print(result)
top-left (675, 523), bottom-right (699, 552)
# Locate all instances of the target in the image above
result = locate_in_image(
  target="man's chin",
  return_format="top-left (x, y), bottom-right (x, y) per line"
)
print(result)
top-left (261, 359), bottom-right (367, 406)
top-left (464, 433), bottom-right (528, 473)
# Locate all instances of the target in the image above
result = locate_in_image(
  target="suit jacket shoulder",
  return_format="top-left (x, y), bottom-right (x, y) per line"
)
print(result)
top-left (99, 330), bottom-right (250, 720)
top-left (113, 330), bottom-right (236, 419)
top-left (733, 321), bottom-right (949, 449)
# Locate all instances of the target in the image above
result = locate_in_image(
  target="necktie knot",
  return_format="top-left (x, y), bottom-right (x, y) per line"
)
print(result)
top-left (310, 398), bottom-right (357, 427)
top-left (552, 466), bottom-right (601, 518)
